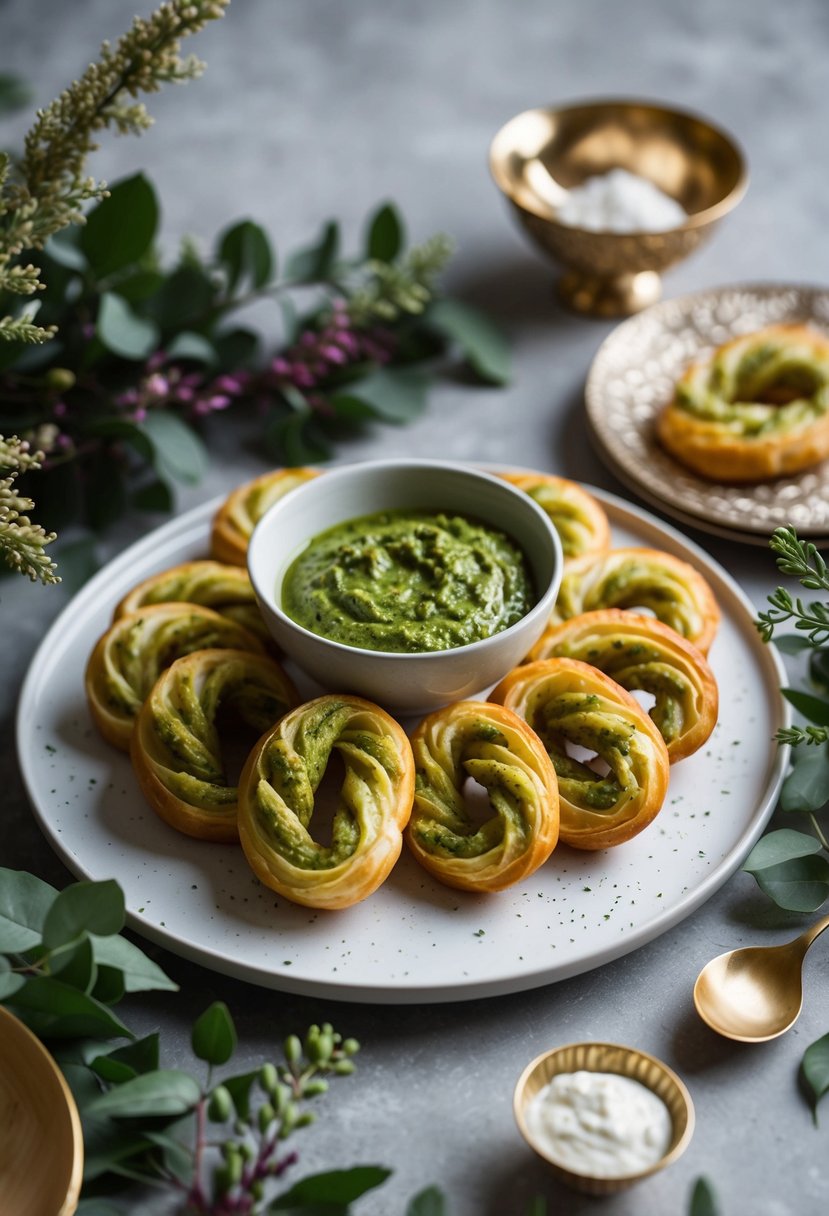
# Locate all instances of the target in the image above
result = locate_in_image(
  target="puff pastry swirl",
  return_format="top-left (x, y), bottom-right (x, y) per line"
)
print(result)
top-left (499, 471), bottom-right (610, 562)
top-left (237, 695), bottom-right (415, 910)
top-left (657, 324), bottom-right (829, 482)
top-left (131, 648), bottom-right (299, 841)
top-left (528, 609), bottom-right (718, 762)
top-left (405, 700), bottom-right (559, 892)
top-left (115, 559), bottom-right (268, 647)
top-left (491, 658), bottom-right (670, 850)
top-left (553, 547), bottom-right (720, 654)
top-left (86, 602), bottom-right (265, 751)
top-left (210, 467), bottom-right (319, 566)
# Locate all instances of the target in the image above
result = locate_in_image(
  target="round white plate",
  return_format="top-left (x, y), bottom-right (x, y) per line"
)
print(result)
top-left (17, 484), bottom-right (789, 1004)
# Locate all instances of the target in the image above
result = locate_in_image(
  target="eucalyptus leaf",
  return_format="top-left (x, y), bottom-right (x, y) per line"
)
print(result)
top-left (366, 203), bottom-right (404, 262)
top-left (801, 1032), bottom-right (829, 1124)
top-left (132, 478), bottom-right (174, 513)
top-left (426, 298), bottom-right (511, 385)
top-left (90, 965), bottom-right (127, 1006)
top-left (143, 1129), bottom-right (194, 1183)
top-left (113, 269), bottom-right (166, 304)
top-left (0, 970), bottom-right (25, 999)
top-left (166, 330), bottom-right (217, 366)
top-left (138, 411), bottom-right (208, 485)
top-left (222, 1069), bottom-right (259, 1120)
top-left (81, 174), bottom-right (159, 279)
top-left (90, 932), bottom-right (178, 993)
top-left (93, 1032), bottom-right (160, 1078)
top-left (270, 1166), bottom-right (392, 1210)
top-left (191, 1000), bottom-right (237, 1066)
top-left (90, 1054), bottom-right (139, 1085)
top-left (265, 411), bottom-right (331, 466)
top-left (742, 828), bottom-right (823, 870)
top-left (689, 1177), bottom-right (721, 1216)
top-left (218, 219), bottom-right (274, 293)
top-left (809, 647), bottom-right (829, 693)
top-left (213, 326), bottom-right (259, 370)
top-left (45, 230), bottom-right (88, 272)
top-left (751, 855), bottom-right (829, 912)
top-left (48, 934), bottom-right (97, 993)
top-left (42, 880), bottom-right (125, 949)
top-left (780, 744), bottom-right (829, 813)
top-left (406, 1186), bottom-right (447, 1216)
top-left (154, 263), bottom-right (215, 330)
top-left (328, 393), bottom-right (377, 422)
top-left (345, 368), bottom-right (429, 423)
top-left (6, 976), bottom-right (133, 1039)
top-left (97, 291), bottom-right (160, 360)
top-left (0, 867), bottom-right (57, 952)
top-left (782, 687), bottom-right (829, 726)
top-left (284, 220), bottom-right (340, 283)
top-left (76, 1200), bottom-right (123, 1216)
top-left (86, 1069), bottom-right (201, 1119)
top-left (84, 417), bottom-right (155, 462)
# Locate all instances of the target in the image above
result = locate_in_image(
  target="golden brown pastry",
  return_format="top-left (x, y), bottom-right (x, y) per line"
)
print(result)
top-left (553, 547), bottom-right (720, 654)
top-left (405, 700), bottom-right (559, 892)
top-left (500, 471), bottom-right (611, 562)
top-left (237, 695), bottom-right (415, 910)
top-left (491, 658), bottom-right (670, 850)
top-left (85, 602), bottom-right (265, 751)
top-left (657, 324), bottom-right (829, 481)
top-left (131, 649), bottom-right (299, 842)
top-left (528, 609), bottom-right (718, 762)
top-left (210, 467), bottom-right (320, 566)
top-left (115, 559), bottom-right (269, 647)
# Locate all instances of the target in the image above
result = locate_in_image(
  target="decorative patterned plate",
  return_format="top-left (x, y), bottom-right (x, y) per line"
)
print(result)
top-left (585, 283), bottom-right (829, 545)
top-left (16, 482), bottom-right (788, 1004)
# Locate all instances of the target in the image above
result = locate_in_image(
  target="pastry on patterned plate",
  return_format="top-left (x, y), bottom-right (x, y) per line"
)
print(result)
top-left (499, 471), bottom-right (610, 562)
top-left (657, 323), bottom-right (829, 481)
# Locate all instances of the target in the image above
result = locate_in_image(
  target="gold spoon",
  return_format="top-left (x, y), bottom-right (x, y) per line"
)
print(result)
top-left (693, 914), bottom-right (829, 1042)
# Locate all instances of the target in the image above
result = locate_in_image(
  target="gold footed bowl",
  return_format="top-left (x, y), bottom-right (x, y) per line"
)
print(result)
top-left (490, 99), bottom-right (747, 316)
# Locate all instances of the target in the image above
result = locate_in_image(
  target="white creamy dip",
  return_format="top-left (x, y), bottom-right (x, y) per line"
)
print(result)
top-left (556, 168), bottom-right (687, 233)
top-left (525, 1069), bottom-right (673, 1177)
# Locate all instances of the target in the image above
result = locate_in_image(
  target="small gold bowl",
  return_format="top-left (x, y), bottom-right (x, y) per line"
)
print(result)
top-left (514, 1040), bottom-right (695, 1195)
top-left (489, 98), bottom-right (747, 317)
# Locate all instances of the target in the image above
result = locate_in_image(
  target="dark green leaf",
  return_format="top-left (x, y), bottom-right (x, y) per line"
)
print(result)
top-left (772, 634), bottom-right (814, 655)
top-left (86, 1069), bottom-right (201, 1119)
top-left (90, 965), bottom-right (126, 1006)
top-left (328, 393), bottom-right (377, 422)
top-left (91, 1033), bottom-right (160, 1081)
top-left (85, 455), bottom-right (127, 532)
top-left (406, 1186), bottom-right (447, 1216)
top-left (80, 174), bottom-right (159, 279)
top-left (218, 220), bottom-right (274, 293)
top-left (0, 73), bottom-right (32, 114)
top-left (76, 1201), bottom-right (122, 1216)
top-left (213, 326), bottom-right (259, 370)
top-left (90, 1054), bottom-right (138, 1085)
top-left (743, 828), bottom-right (823, 871)
top-left (153, 264), bottom-right (215, 331)
top-left (111, 269), bottom-right (166, 304)
top-left (51, 538), bottom-right (99, 595)
top-left (0, 867), bottom-right (57, 952)
top-left (89, 933), bottom-right (178, 993)
top-left (222, 1070), bottom-right (259, 1120)
top-left (42, 880), bottom-right (125, 949)
top-left (782, 687), bottom-right (829, 726)
top-left (810, 648), bottom-right (829, 693)
top-left (84, 417), bottom-right (155, 462)
top-left (166, 331), bottom-right (217, 366)
top-left (689, 1176), bottom-right (721, 1216)
top-left (45, 230), bottom-right (87, 272)
top-left (138, 412), bottom-right (208, 485)
top-left (49, 935), bottom-right (97, 992)
top-left (143, 1129), bottom-right (193, 1183)
top-left (192, 1000), bottom-right (237, 1066)
top-left (0, 970), bottom-right (25, 999)
top-left (132, 478), bottom-right (174, 514)
top-left (366, 203), bottom-right (404, 262)
top-left (271, 1166), bottom-right (392, 1210)
top-left (426, 298), bottom-right (511, 385)
top-left (7, 976), bottom-right (133, 1039)
top-left (343, 368), bottom-right (429, 423)
top-left (284, 221), bottom-right (340, 283)
top-left (751, 855), bottom-right (829, 912)
top-left (780, 745), bottom-right (829, 813)
top-left (97, 291), bottom-right (160, 360)
top-left (265, 411), bottom-right (331, 466)
top-left (802, 1032), bottom-right (829, 1123)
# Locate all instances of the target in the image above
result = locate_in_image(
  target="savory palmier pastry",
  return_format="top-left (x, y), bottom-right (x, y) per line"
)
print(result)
top-left (86, 602), bottom-right (265, 751)
top-left (491, 658), bottom-right (670, 850)
top-left (553, 547), bottom-right (720, 654)
top-left (210, 467), bottom-right (319, 566)
top-left (237, 695), bottom-right (414, 910)
top-left (657, 324), bottom-right (829, 481)
top-left (500, 471), bottom-right (610, 562)
top-left (115, 559), bottom-right (268, 647)
top-left (528, 610), bottom-right (718, 762)
top-left (131, 649), bottom-right (299, 842)
top-left (404, 700), bottom-right (559, 892)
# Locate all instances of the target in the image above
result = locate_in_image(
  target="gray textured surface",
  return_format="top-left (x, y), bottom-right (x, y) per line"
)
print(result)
top-left (2, 1), bottom-right (828, 1212)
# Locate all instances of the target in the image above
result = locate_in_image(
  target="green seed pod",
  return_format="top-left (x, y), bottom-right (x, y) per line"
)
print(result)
top-left (260, 1062), bottom-right (278, 1095)
top-left (342, 1038), bottom-right (360, 1056)
top-left (251, 1179), bottom-right (264, 1202)
top-left (274, 1082), bottom-right (291, 1114)
top-left (332, 1059), bottom-right (356, 1076)
top-left (224, 1150), bottom-right (243, 1187)
top-left (240, 1141), bottom-right (255, 1163)
top-left (295, 1111), bottom-right (315, 1128)
top-left (302, 1079), bottom-right (329, 1097)
top-left (258, 1102), bottom-right (276, 1133)
top-left (45, 367), bottom-right (76, 391)
top-left (213, 1164), bottom-right (232, 1196)
top-left (284, 1034), bottom-right (302, 1065)
top-left (279, 1101), bottom-right (298, 1137)
top-left (207, 1085), bottom-right (232, 1123)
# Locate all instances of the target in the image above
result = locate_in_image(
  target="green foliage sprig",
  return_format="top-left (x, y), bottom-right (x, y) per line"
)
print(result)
top-left (0, 434), bottom-right (59, 582)
top-left (747, 527), bottom-right (829, 913)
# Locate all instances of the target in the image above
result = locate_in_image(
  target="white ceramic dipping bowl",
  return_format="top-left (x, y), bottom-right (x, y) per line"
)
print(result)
top-left (247, 459), bottom-right (563, 713)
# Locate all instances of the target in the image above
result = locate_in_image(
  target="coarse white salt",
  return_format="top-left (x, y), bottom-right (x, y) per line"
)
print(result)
top-left (556, 168), bottom-right (687, 233)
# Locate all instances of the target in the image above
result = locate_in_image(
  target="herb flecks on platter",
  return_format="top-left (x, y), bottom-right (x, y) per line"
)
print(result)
top-left (747, 527), bottom-right (829, 913)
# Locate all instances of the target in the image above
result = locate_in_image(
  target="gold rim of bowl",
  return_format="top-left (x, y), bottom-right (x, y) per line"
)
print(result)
top-left (513, 1040), bottom-right (696, 1195)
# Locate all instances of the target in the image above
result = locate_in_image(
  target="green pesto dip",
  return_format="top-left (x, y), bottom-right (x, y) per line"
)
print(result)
top-left (282, 509), bottom-right (534, 654)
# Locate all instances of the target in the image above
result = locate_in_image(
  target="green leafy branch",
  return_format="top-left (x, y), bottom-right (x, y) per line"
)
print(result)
top-left (0, 434), bottom-right (59, 582)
